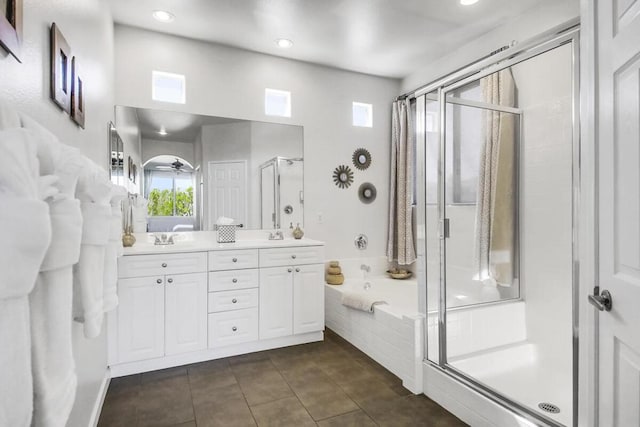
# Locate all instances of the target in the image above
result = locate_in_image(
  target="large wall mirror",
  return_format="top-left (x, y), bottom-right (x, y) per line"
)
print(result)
top-left (115, 106), bottom-right (304, 232)
top-left (109, 122), bottom-right (125, 187)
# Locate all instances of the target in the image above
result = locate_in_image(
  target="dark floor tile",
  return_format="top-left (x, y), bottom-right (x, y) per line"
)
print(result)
top-left (250, 396), bottom-right (316, 427)
top-left (317, 410), bottom-right (377, 427)
top-left (368, 395), bottom-right (468, 427)
top-left (238, 370), bottom-right (295, 406)
top-left (231, 358), bottom-right (279, 380)
top-left (284, 367), bottom-right (338, 399)
top-left (338, 378), bottom-right (403, 414)
top-left (187, 358), bottom-right (230, 376)
top-left (296, 388), bottom-right (360, 421)
top-left (172, 422), bottom-right (197, 427)
top-left (189, 366), bottom-right (238, 398)
top-left (228, 351), bottom-right (271, 365)
top-left (137, 375), bottom-right (194, 427)
top-left (98, 380), bottom-right (140, 426)
top-left (140, 366), bottom-right (188, 384)
top-left (194, 385), bottom-right (257, 427)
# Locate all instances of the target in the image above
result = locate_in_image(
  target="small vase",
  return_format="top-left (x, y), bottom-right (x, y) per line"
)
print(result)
top-left (122, 231), bottom-right (136, 247)
top-left (293, 223), bottom-right (304, 239)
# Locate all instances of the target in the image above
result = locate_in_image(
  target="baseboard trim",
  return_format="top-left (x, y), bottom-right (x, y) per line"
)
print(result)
top-left (88, 369), bottom-right (111, 427)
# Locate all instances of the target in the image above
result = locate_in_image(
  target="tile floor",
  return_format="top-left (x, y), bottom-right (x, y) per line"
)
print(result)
top-left (99, 329), bottom-right (467, 426)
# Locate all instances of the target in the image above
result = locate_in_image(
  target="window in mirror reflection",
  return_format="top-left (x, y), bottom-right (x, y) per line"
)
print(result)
top-left (265, 88), bottom-right (291, 117)
top-left (144, 155), bottom-right (195, 232)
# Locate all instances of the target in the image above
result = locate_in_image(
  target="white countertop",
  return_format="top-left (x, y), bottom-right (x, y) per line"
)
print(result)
top-left (122, 231), bottom-right (324, 256)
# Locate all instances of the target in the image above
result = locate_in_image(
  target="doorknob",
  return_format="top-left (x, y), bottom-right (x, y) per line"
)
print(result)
top-left (588, 289), bottom-right (612, 312)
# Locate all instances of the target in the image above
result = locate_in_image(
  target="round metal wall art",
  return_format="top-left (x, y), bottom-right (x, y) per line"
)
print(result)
top-left (332, 165), bottom-right (354, 189)
top-left (358, 182), bottom-right (377, 204)
top-left (352, 148), bottom-right (372, 170)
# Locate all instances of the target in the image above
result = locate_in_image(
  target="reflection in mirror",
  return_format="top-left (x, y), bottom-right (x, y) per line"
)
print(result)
top-left (109, 122), bottom-right (124, 186)
top-left (115, 106), bottom-right (304, 231)
top-left (144, 155), bottom-right (195, 232)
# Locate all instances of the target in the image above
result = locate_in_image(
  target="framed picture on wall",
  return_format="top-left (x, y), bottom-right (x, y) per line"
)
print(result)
top-left (71, 56), bottom-right (85, 128)
top-left (50, 23), bottom-right (72, 112)
top-left (0, 0), bottom-right (22, 61)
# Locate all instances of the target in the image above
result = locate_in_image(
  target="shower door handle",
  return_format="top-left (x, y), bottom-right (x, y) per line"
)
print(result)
top-left (588, 289), bottom-right (612, 312)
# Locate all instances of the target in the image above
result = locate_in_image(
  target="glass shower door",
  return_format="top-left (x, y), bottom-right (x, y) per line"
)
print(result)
top-left (433, 41), bottom-right (576, 427)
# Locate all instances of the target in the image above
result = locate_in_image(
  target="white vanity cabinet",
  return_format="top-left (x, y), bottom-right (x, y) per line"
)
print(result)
top-left (115, 253), bottom-right (208, 364)
top-left (207, 249), bottom-right (260, 348)
top-left (259, 248), bottom-right (325, 339)
top-left (110, 236), bottom-right (325, 377)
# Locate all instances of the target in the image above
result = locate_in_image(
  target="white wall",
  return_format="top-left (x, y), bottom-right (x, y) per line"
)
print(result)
top-left (0, 0), bottom-right (114, 425)
top-left (142, 137), bottom-right (195, 166)
top-left (401, 0), bottom-right (579, 93)
top-left (513, 43), bottom-right (574, 366)
top-left (114, 24), bottom-right (401, 259)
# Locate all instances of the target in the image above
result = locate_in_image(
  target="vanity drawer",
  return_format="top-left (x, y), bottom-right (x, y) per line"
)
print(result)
top-left (208, 269), bottom-right (259, 292)
top-left (259, 246), bottom-right (325, 267)
top-left (208, 308), bottom-right (258, 348)
top-left (208, 288), bottom-right (259, 313)
top-left (209, 249), bottom-right (259, 271)
top-left (118, 252), bottom-right (207, 278)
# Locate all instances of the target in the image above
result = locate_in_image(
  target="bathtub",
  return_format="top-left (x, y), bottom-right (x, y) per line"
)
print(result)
top-left (324, 276), bottom-right (424, 394)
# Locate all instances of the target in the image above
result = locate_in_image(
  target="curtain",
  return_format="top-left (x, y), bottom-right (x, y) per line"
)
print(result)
top-left (474, 69), bottom-right (516, 286)
top-left (387, 99), bottom-right (416, 265)
top-left (143, 169), bottom-right (153, 199)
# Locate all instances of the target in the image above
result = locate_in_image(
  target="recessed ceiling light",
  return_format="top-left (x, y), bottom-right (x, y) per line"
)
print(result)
top-left (152, 10), bottom-right (175, 23)
top-left (158, 126), bottom-right (168, 136)
top-left (460, 0), bottom-right (479, 5)
top-left (275, 38), bottom-right (293, 49)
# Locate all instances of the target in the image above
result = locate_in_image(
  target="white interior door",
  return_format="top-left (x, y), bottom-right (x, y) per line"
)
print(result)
top-left (594, 1), bottom-right (640, 425)
top-left (209, 161), bottom-right (247, 229)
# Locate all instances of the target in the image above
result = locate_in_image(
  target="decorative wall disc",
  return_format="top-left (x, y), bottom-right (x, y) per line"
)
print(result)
top-left (332, 165), bottom-right (354, 189)
top-left (352, 148), bottom-right (372, 170)
top-left (358, 182), bottom-right (377, 204)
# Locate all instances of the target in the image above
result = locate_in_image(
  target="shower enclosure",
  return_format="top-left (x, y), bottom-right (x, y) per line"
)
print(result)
top-left (415, 25), bottom-right (579, 426)
top-left (259, 156), bottom-right (304, 229)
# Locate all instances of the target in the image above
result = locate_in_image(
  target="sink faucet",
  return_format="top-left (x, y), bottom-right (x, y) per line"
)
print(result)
top-left (268, 230), bottom-right (284, 240)
top-left (154, 233), bottom-right (176, 245)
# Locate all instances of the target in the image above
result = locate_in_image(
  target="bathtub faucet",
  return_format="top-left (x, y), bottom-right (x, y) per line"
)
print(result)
top-left (360, 264), bottom-right (371, 273)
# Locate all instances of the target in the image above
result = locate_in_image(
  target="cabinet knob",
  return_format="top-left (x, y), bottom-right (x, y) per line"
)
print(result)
top-left (295, 268), bottom-right (300, 273)
top-left (161, 263), bottom-right (167, 268)
top-left (232, 278), bottom-right (238, 283)
top-left (232, 258), bottom-right (238, 263)
top-left (287, 268), bottom-right (293, 273)
top-left (232, 298), bottom-right (238, 304)
top-left (232, 326), bottom-right (238, 332)
top-left (156, 278), bottom-right (163, 284)
top-left (167, 278), bottom-right (173, 284)
top-left (291, 255), bottom-right (297, 259)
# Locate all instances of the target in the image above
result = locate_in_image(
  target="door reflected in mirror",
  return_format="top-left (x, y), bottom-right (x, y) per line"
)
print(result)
top-left (116, 106), bottom-right (304, 232)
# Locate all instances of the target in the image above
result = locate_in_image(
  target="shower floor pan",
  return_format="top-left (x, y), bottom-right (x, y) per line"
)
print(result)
top-left (449, 342), bottom-right (572, 426)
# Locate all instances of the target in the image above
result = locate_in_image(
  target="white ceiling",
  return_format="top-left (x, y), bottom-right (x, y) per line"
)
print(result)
top-left (129, 107), bottom-right (243, 142)
top-left (109, 0), bottom-right (555, 79)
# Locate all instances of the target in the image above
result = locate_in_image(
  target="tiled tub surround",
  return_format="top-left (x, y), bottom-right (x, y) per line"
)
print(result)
top-left (108, 232), bottom-right (325, 377)
top-left (325, 276), bottom-right (425, 394)
top-left (98, 329), bottom-right (467, 427)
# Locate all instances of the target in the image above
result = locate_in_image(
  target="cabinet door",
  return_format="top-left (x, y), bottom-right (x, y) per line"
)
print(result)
top-left (293, 264), bottom-right (325, 334)
top-left (259, 266), bottom-right (293, 339)
top-left (117, 276), bottom-right (165, 363)
top-left (165, 272), bottom-right (208, 355)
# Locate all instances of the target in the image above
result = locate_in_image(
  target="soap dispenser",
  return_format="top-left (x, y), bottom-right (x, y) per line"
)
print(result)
top-left (293, 223), bottom-right (304, 240)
